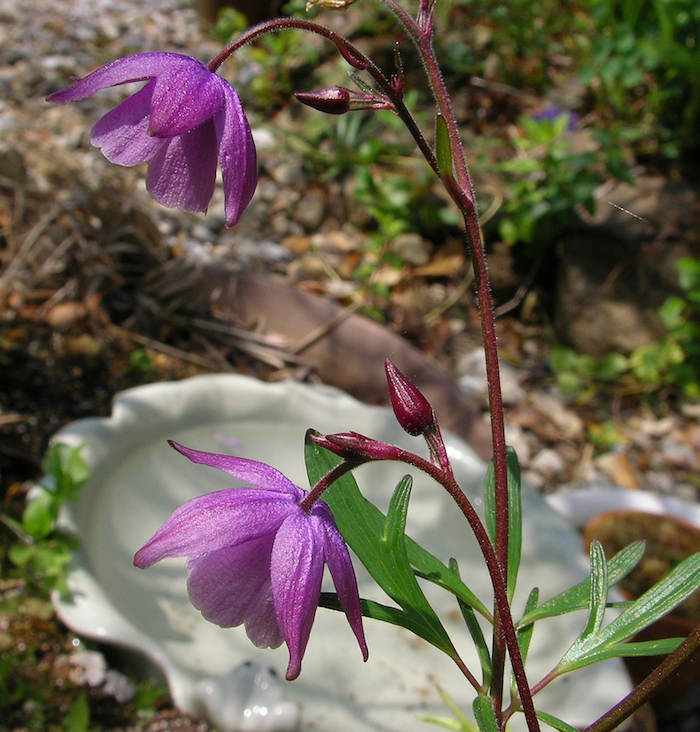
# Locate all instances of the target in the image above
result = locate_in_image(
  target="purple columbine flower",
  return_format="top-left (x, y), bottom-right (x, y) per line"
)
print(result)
top-left (47, 52), bottom-right (257, 227)
top-left (133, 441), bottom-right (368, 681)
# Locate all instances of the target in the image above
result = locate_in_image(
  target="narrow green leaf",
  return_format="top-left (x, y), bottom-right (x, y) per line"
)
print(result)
top-left (519, 541), bottom-right (644, 626)
top-left (305, 433), bottom-right (491, 620)
top-left (505, 448), bottom-right (522, 602)
top-left (384, 474), bottom-right (412, 544)
top-left (319, 592), bottom-right (445, 639)
top-left (559, 638), bottom-right (683, 673)
top-left (511, 587), bottom-right (539, 700)
top-left (581, 541), bottom-right (608, 640)
top-left (436, 114), bottom-right (454, 180)
top-left (305, 435), bottom-right (457, 658)
top-left (450, 558), bottom-right (491, 687)
top-left (536, 710), bottom-right (580, 732)
top-left (483, 448), bottom-right (522, 602)
top-left (436, 685), bottom-right (475, 729)
top-left (598, 553), bottom-right (700, 646)
top-left (557, 554), bottom-right (700, 673)
top-left (417, 716), bottom-right (467, 731)
top-left (64, 691), bottom-right (90, 732)
top-left (472, 695), bottom-right (499, 732)
top-left (517, 588), bottom-right (540, 664)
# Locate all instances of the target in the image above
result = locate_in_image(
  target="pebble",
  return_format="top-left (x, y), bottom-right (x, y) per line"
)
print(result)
top-left (658, 436), bottom-right (699, 470)
top-left (457, 347), bottom-right (525, 405)
top-left (389, 233), bottom-right (432, 266)
top-left (529, 448), bottom-right (566, 479)
top-left (527, 391), bottom-right (584, 441)
top-left (293, 191), bottom-right (326, 231)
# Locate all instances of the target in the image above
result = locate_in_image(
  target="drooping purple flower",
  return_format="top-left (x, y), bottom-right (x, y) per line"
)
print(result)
top-left (47, 53), bottom-right (257, 227)
top-left (133, 441), bottom-right (368, 680)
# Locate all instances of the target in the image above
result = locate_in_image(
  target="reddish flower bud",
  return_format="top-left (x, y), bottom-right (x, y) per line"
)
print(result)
top-left (385, 360), bottom-right (435, 436)
top-left (312, 431), bottom-right (402, 461)
top-left (295, 87), bottom-right (351, 115)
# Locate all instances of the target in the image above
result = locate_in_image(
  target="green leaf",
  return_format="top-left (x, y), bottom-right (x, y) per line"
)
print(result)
top-left (8, 542), bottom-right (35, 570)
top-left (596, 552), bottom-right (700, 646)
top-left (517, 588), bottom-right (540, 664)
top-left (305, 434), bottom-right (458, 658)
top-left (420, 686), bottom-right (477, 730)
top-left (483, 447), bottom-right (522, 602)
top-left (472, 695), bottom-right (499, 732)
top-left (64, 691), bottom-right (90, 732)
top-left (559, 638), bottom-right (683, 673)
top-left (536, 710), bottom-right (581, 732)
top-left (306, 432), bottom-right (490, 619)
top-left (436, 114), bottom-right (454, 180)
top-left (581, 541), bottom-right (608, 640)
top-left (22, 489), bottom-right (57, 540)
top-left (519, 541), bottom-right (644, 626)
top-left (43, 442), bottom-right (89, 501)
top-left (451, 559), bottom-right (491, 687)
top-left (511, 587), bottom-right (539, 699)
top-left (558, 553), bottom-right (700, 673)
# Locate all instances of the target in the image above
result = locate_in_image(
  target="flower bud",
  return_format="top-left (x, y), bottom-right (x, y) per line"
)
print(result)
top-left (295, 87), bottom-right (351, 115)
top-left (312, 432), bottom-right (401, 461)
top-left (385, 360), bottom-right (435, 436)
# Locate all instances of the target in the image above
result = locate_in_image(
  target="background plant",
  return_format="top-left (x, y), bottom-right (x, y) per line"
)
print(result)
top-left (1, 443), bottom-right (87, 596)
top-left (550, 257), bottom-right (700, 400)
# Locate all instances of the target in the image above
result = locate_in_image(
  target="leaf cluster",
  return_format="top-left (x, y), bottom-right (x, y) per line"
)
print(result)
top-left (306, 434), bottom-right (700, 732)
top-left (2, 443), bottom-right (87, 596)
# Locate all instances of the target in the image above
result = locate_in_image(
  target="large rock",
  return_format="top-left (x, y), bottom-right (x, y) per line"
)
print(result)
top-left (555, 176), bottom-right (699, 357)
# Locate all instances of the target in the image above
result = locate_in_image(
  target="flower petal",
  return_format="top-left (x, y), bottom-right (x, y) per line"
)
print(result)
top-left (169, 441), bottom-right (303, 497)
top-left (133, 489), bottom-right (296, 568)
top-left (90, 82), bottom-right (164, 166)
top-left (186, 537), bottom-right (283, 648)
top-left (47, 52), bottom-right (197, 103)
top-left (271, 511), bottom-right (325, 680)
top-left (146, 119), bottom-right (218, 213)
top-left (148, 65), bottom-right (225, 137)
top-left (215, 83), bottom-right (257, 227)
top-left (314, 502), bottom-right (368, 661)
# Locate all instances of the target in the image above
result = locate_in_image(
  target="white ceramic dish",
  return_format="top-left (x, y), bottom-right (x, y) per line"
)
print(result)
top-left (52, 374), bottom-right (631, 731)
top-left (546, 485), bottom-right (700, 530)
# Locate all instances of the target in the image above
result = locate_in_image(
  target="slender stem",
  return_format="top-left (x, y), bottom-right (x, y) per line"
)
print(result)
top-left (377, 0), bottom-right (514, 723)
top-left (584, 623), bottom-right (700, 732)
top-left (380, 448), bottom-right (538, 732)
top-left (208, 18), bottom-right (439, 175)
top-left (216, 9), bottom-right (527, 730)
top-left (300, 458), bottom-right (367, 512)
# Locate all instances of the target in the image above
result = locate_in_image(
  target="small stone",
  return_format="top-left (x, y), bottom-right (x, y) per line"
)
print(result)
top-left (529, 448), bottom-right (566, 479)
top-left (390, 233), bottom-right (431, 266)
top-left (659, 436), bottom-right (699, 470)
top-left (504, 422), bottom-right (531, 467)
top-left (457, 347), bottom-right (524, 405)
top-left (293, 191), bottom-right (326, 231)
top-left (287, 255), bottom-right (328, 282)
top-left (528, 392), bottom-right (584, 441)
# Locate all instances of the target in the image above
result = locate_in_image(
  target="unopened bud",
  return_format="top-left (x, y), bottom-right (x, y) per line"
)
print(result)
top-left (295, 87), bottom-right (351, 115)
top-left (385, 360), bottom-right (435, 436)
top-left (312, 431), bottom-right (401, 461)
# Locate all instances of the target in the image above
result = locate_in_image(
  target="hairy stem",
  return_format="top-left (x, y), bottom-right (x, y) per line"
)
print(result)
top-left (376, 0), bottom-right (519, 726)
top-left (208, 18), bottom-right (438, 174)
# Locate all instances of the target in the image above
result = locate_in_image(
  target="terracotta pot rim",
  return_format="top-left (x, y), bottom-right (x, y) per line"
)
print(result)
top-left (583, 508), bottom-right (700, 538)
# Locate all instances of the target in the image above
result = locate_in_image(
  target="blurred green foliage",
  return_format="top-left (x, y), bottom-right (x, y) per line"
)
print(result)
top-left (550, 258), bottom-right (700, 399)
top-left (2, 442), bottom-right (87, 596)
top-left (494, 112), bottom-right (617, 254)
